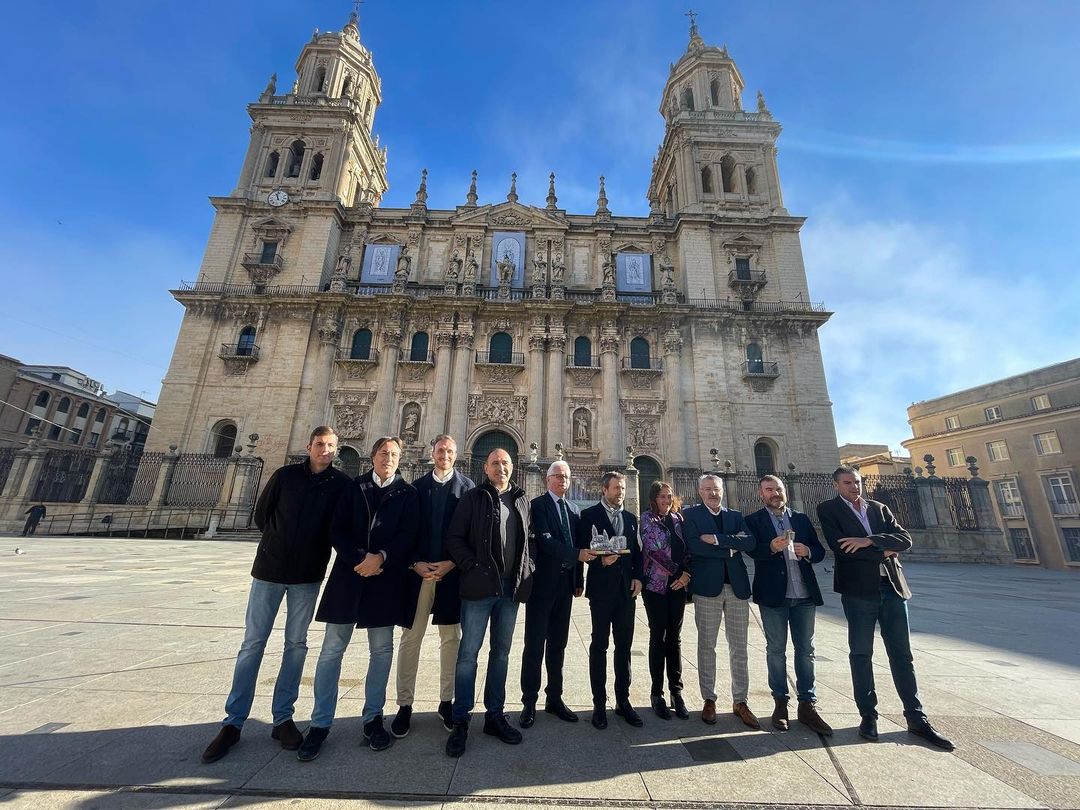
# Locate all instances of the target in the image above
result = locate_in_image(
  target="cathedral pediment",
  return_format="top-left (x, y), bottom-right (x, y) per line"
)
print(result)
top-left (451, 201), bottom-right (565, 230)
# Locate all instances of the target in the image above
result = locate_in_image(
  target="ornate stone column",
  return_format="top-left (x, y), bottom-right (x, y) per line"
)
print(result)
top-left (369, 322), bottom-right (402, 439)
top-left (599, 325), bottom-right (621, 465)
top-left (447, 328), bottom-right (474, 444)
top-left (662, 324), bottom-right (687, 468)
top-left (526, 331), bottom-right (546, 450)
top-left (545, 333), bottom-right (567, 457)
top-left (427, 330), bottom-right (455, 439)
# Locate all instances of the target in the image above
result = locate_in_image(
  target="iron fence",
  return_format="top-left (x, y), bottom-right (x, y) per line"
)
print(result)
top-left (164, 454), bottom-right (230, 507)
top-left (31, 448), bottom-right (97, 503)
top-left (0, 446), bottom-right (15, 495)
top-left (569, 465), bottom-right (609, 507)
top-left (862, 474), bottom-right (927, 529)
top-left (126, 451), bottom-right (164, 505)
top-left (943, 477), bottom-right (979, 531)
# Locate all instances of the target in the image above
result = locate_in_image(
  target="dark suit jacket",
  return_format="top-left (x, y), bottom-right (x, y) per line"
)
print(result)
top-left (682, 504), bottom-right (755, 599)
top-left (529, 492), bottom-right (583, 603)
top-left (746, 507), bottom-right (825, 607)
top-left (816, 495), bottom-right (913, 600)
top-left (316, 471), bottom-right (419, 627)
top-left (404, 469), bottom-right (475, 625)
top-left (575, 503), bottom-right (642, 604)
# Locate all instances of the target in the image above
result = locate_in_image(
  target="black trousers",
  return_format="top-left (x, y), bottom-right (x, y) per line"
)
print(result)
top-left (642, 588), bottom-right (685, 697)
top-left (588, 595), bottom-right (636, 706)
top-left (520, 570), bottom-right (574, 705)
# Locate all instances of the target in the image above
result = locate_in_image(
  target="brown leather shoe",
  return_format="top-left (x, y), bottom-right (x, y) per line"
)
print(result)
top-left (733, 702), bottom-right (761, 729)
top-left (797, 701), bottom-right (834, 737)
top-left (701, 699), bottom-right (717, 725)
top-left (271, 718), bottom-right (303, 750)
top-left (201, 724), bottom-right (240, 763)
top-left (771, 697), bottom-right (789, 731)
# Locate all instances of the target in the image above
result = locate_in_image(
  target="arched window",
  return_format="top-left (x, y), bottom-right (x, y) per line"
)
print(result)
top-left (634, 456), bottom-right (662, 508)
top-left (745, 167), bottom-right (757, 195)
top-left (489, 332), bottom-right (512, 364)
top-left (350, 328), bottom-right (372, 360)
top-left (212, 422), bottom-right (238, 458)
top-left (286, 140), bottom-right (305, 178)
top-left (701, 166), bottom-right (713, 194)
top-left (237, 326), bottom-right (257, 357)
top-left (57, 397), bottom-right (70, 414)
top-left (337, 446), bottom-right (361, 478)
top-left (710, 78), bottom-right (722, 106)
top-left (95, 408), bottom-right (106, 423)
top-left (746, 342), bottom-right (764, 374)
top-left (309, 153), bottom-right (323, 181)
top-left (682, 87), bottom-right (694, 111)
top-left (312, 65), bottom-right (326, 93)
top-left (754, 440), bottom-right (776, 476)
top-left (35, 391), bottom-right (50, 408)
top-left (341, 74), bottom-right (353, 97)
top-left (77, 403), bottom-right (89, 418)
top-left (573, 336), bottom-right (592, 367)
top-left (630, 337), bottom-right (651, 369)
top-left (264, 151), bottom-right (279, 178)
top-left (721, 155), bottom-right (736, 193)
top-left (410, 331), bottom-right (430, 362)
top-left (469, 430), bottom-right (519, 484)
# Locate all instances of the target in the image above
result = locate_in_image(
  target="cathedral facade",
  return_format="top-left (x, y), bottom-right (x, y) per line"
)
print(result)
top-left (149, 13), bottom-right (839, 486)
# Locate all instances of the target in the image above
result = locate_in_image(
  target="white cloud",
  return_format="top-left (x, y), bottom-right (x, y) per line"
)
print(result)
top-left (804, 205), bottom-right (1080, 452)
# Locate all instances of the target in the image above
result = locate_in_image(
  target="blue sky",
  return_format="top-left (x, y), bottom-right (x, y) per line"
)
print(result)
top-left (2, 1), bottom-right (1078, 454)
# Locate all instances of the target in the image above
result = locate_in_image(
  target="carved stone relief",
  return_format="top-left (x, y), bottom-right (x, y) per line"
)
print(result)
top-left (399, 402), bottom-right (421, 445)
top-left (467, 394), bottom-right (527, 425)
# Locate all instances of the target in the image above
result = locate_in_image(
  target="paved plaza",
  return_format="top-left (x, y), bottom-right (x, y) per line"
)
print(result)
top-left (0, 535), bottom-right (1078, 809)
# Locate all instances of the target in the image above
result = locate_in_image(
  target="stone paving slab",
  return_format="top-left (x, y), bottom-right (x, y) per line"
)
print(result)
top-left (0, 536), bottom-right (1078, 809)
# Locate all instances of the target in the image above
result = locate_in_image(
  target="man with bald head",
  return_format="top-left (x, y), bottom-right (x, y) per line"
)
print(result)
top-left (519, 460), bottom-right (595, 728)
top-left (444, 448), bottom-right (535, 757)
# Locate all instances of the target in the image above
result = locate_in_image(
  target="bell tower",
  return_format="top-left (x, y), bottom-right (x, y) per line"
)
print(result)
top-left (647, 15), bottom-right (785, 217)
top-left (232, 11), bottom-right (388, 208)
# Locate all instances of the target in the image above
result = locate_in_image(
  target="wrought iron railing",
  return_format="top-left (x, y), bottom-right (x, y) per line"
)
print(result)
top-left (163, 454), bottom-right (230, 507)
top-left (175, 281), bottom-right (322, 296)
top-left (1050, 499), bottom-right (1080, 516)
top-left (943, 477), bottom-right (979, 531)
top-left (621, 357), bottom-right (663, 371)
top-left (862, 475), bottom-right (927, 530)
top-left (399, 351), bottom-right (435, 364)
top-left (0, 446), bottom-right (15, 496)
top-left (31, 448), bottom-right (97, 503)
top-left (475, 351), bottom-right (525, 365)
top-left (566, 355), bottom-right (601, 368)
top-left (742, 360), bottom-right (780, 377)
top-left (241, 252), bottom-right (284, 270)
top-left (729, 268), bottom-right (767, 285)
top-left (685, 297), bottom-right (827, 313)
top-left (219, 343), bottom-right (260, 360)
top-left (336, 347), bottom-right (379, 362)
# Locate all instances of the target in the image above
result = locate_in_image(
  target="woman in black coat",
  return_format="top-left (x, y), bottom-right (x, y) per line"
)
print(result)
top-left (297, 436), bottom-right (419, 761)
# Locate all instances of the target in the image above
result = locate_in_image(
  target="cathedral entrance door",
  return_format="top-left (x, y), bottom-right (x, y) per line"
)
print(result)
top-left (634, 456), bottom-right (662, 511)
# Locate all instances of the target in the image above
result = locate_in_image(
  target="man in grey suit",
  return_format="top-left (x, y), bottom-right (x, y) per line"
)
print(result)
top-left (682, 474), bottom-right (759, 729)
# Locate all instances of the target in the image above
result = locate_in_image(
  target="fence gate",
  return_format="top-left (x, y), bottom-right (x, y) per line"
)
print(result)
top-left (31, 449), bottom-right (96, 503)
top-left (164, 454), bottom-right (230, 507)
top-left (0, 446), bottom-right (15, 495)
top-left (943, 477), bottom-right (979, 531)
top-left (237, 457), bottom-right (265, 514)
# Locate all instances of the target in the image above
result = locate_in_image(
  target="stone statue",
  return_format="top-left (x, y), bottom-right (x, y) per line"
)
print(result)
top-left (658, 253), bottom-right (675, 287)
top-left (757, 90), bottom-right (767, 114)
top-left (532, 251), bottom-right (547, 283)
top-left (395, 246), bottom-right (412, 281)
top-left (497, 252), bottom-right (514, 285)
top-left (263, 73), bottom-right (277, 97)
top-left (602, 253), bottom-right (617, 286)
top-left (550, 260), bottom-right (565, 284)
top-left (464, 252), bottom-right (478, 282)
top-left (574, 410), bottom-right (590, 447)
top-left (445, 251), bottom-right (462, 281)
top-left (335, 255), bottom-right (351, 276)
top-left (291, 78), bottom-right (300, 95)
top-left (400, 405), bottom-right (420, 444)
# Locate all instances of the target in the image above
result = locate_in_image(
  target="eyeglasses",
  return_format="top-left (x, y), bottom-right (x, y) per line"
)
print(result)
top-left (548, 473), bottom-right (570, 479)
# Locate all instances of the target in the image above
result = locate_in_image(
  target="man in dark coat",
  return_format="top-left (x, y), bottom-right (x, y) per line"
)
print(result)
top-left (202, 426), bottom-right (350, 764)
top-left (746, 475), bottom-right (831, 735)
top-left (391, 434), bottom-right (475, 739)
top-left (22, 504), bottom-right (46, 536)
top-left (817, 465), bottom-right (954, 751)
top-left (682, 474), bottom-right (759, 729)
top-left (444, 448), bottom-right (535, 758)
top-left (576, 471), bottom-right (643, 730)
top-left (519, 459), bottom-right (592, 728)
top-left (297, 436), bottom-right (419, 761)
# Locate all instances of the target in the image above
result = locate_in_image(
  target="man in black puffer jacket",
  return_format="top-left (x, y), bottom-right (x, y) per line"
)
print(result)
top-left (202, 426), bottom-right (350, 764)
top-left (444, 448), bottom-right (535, 758)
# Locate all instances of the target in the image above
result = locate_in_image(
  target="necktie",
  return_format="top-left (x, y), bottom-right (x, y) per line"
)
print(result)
top-left (558, 499), bottom-right (572, 547)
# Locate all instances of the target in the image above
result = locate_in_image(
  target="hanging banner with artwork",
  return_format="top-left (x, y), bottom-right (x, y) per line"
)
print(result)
top-left (616, 252), bottom-right (653, 293)
top-left (360, 243), bottom-right (401, 285)
top-left (489, 231), bottom-right (526, 287)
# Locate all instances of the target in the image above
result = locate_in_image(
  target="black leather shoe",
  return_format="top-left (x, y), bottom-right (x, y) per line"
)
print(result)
top-left (858, 716), bottom-right (879, 742)
top-left (519, 701), bottom-right (536, 728)
top-left (390, 705), bottom-right (412, 738)
top-left (438, 700), bottom-right (454, 732)
top-left (297, 726), bottom-right (329, 761)
top-left (363, 715), bottom-right (392, 751)
top-left (615, 703), bottom-right (644, 727)
top-left (271, 719), bottom-right (303, 750)
top-left (908, 718), bottom-right (955, 751)
top-left (544, 699), bottom-right (579, 723)
top-left (652, 695), bottom-right (672, 720)
top-left (201, 724), bottom-right (240, 763)
top-left (592, 705), bottom-right (608, 729)
top-left (483, 713), bottom-right (523, 744)
top-left (671, 692), bottom-right (689, 719)
top-left (446, 720), bottom-right (468, 757)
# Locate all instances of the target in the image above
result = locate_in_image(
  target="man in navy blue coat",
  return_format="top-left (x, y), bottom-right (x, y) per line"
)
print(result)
top-left (519, 459), bottom-right (593, 728)
top-left (682, 474), bottom-right (759, 729)
top-left (746, 475), bottom-right (832, 736)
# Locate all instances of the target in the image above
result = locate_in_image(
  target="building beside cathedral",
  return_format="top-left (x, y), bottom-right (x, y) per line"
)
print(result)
top-left (149, 13), bottom-right (839, 492)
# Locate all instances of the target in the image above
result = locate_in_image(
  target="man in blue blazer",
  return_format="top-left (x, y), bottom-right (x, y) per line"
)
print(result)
top-left (746, 475), bottom-right (832, 736)
top-left (682, 474), bottom-right (759, 729)
top-left (575, 471), bottom-right (643, 729)
top-left (519, 460), bottom-right (594, 728)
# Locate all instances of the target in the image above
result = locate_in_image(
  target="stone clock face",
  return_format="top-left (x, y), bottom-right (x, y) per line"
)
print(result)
top-left (267, 190), bottom-right (290, 207)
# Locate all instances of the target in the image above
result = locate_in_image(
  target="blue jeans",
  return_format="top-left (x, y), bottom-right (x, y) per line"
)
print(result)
top-left (310, 623), bottom-right (395, 728)
top-left (842, 585), bottom-right (925, 721)
top-left (223, 578), bottom-right (320, 728)
top-left (453, 579), bottom-right (519, 722)
top-left (759, 597), bottom-right (817, 703)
